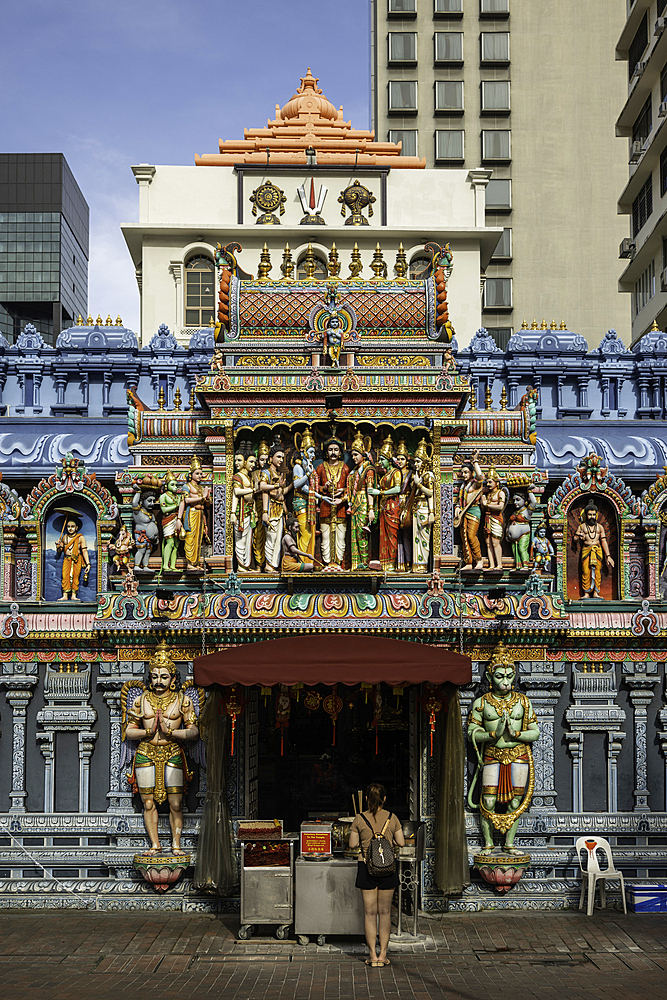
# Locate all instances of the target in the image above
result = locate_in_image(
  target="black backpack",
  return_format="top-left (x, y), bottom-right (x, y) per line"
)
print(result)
top-left (361, 813), bottom-right (396, 877)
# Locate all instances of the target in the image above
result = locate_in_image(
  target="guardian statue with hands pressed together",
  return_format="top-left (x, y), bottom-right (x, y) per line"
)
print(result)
top-left (468, 643), bottom-right (539, 853)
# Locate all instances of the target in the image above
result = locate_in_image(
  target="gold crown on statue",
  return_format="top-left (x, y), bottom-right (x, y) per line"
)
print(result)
top-left (486, 641), bottom-right (516, 674)
top-left (378, 434), bottom-right (394, 460)
top-left (294, 427), bottom-right (316, 453)
top-left (190, 455), bottom-right (202, 471)
top-left (149, 641), bottom-right (177, 675)
top-left (414, 437), bottom-right (433, 463)
top-left (350, 429), bottom-right (371, 454)
top-left (257, 439), bottom-right (270, 458)
top-left (395, 439), bottom-right (409, 458)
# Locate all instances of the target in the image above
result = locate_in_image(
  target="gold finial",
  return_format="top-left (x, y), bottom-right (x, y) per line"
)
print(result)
top-left (301, 243), bottom-right (318, 281)
top-left (280, 243), bottom-right (295, 281)
top-left (499, 385), bottom-right (508, 410)
top-left (208, 315), bottom-right (214, 327)
top-left (531, 319), bottom-right (538, 330)
top-left (348, 243), bottom-right (363, 280)
top-left (105, 314), bottom-right (113, 326)
top-left (540, 319), bottom-right (547, 330)
top-left (484, 383), bottom-right (493, 410)
top-left (328, 243), bottom-right (341, 277)
top-left (550, 319), bottom-right (557, 330)
top-left (560, 320), bottom-right (567, 330)
top-left (189, 386), bottom-right (196, 410)
top-left (96, 314), bottom-right (103, 326)
top-left (76, 314), bottom-right (84, 326)
top-left (158, 386), bottom-right (166, 409)
top-left (115, 315), bottom-right (123, 326)
top-left (370, 243), bottom-right (387, 280)
top-left (468, 388), bottom-right (478, 411)
top-left (173, 387), bottom-right (182, 411)
top-left (87, 314), bottom-right (94, 325)
top-left (651, 319), bottom-right (660, 332)
top-left (394, 242), bottom-right (408, 280)
top-left (521, 320), bottom-right (528, 330)
top-left (257, 243), bottom-right (272, 280)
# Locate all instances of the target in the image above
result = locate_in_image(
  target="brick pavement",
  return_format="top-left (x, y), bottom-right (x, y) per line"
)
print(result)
top-left (0, 909), bottom-right (666, 999)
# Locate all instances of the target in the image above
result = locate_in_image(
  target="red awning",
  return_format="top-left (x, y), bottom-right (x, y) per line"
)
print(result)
top-left (193, 635), bottom-right (471, 688)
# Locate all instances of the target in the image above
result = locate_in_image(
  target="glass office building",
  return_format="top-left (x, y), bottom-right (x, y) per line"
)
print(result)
top-left (0, 154), bottom-right (89, 344)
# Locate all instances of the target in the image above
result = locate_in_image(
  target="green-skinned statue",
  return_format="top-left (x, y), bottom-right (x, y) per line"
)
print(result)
top-left (468, 642), bottom-right (539, 853)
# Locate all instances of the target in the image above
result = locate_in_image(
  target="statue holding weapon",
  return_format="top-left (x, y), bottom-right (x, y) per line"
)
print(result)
top-left (467, 643), bottom-right (539, 853)
top-left (54, 508), bottom-right (91, 601)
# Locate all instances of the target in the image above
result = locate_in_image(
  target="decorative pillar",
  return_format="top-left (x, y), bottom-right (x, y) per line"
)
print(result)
top-left (36, 732), bottom-right (55, 813)
top-left (522, 660), bottom-right (567, 812)
top-left (1, 675), bottom-right (38, 813)
top-left (566, 731), bottom-right (584, 813)
top-left (565, 664), bottom-right (626, 813)
top-left (98, 680), bottom-right (132, 814)
top-left (78, 731), bottom-right (98, 813)
top-left (506, 375), bottom-right (520, 409)
top-left (169, 262), bottom-right (183, 334)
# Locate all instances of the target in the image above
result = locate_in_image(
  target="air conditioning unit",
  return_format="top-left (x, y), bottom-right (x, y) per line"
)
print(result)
top-left (629, 139), bottom-right (643, 162)
top-left (660, 100), bottom-right (667, 118)
top-left (655, 16), bottom-right (666, 36)
top-left (661, 267), bottom-right (667, 292)
top-left (619, 238), bottom-right (636, 259)
top-left (631, 59), bottom-right (648, 80)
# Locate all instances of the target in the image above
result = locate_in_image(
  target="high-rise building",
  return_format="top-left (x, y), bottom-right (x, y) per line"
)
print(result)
top-left (616, 1), bottom-right (667, 344)
top-left (0, 153), bottom-right (89, 345)
top-left (371, 0), bottom-right (630, 346)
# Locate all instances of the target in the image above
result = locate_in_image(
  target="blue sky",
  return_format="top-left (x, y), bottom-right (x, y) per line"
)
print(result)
top-left (2, 0), bottom-right (370, 332)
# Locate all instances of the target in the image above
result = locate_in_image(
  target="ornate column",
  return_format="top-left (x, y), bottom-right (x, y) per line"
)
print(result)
top-left (565, 731), bottom-right (584, 813)
top-left (98, 680), bottom-right (132, 814)
top-left (623, 661), bottom-right (659, 812)
top-left (169, 261), bottom-right (183, 335)
top-left (1, 674), bottom-right (38, 813)
top-left (565, 664), bottom-right (626, 813)
top-left (36, 732), bottom-right (55, 813)
top-left (78, 731), bottom-right (98, 812)
top-left (522, 659), bottom-right (567, 812)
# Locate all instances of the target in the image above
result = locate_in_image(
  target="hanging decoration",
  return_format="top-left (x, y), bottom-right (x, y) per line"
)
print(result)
top-left (323, 685), bottom-right (343, 746)
top-left (224, 685), bottom-right (244, 755)
top-left (276, 684), bottom-right (292, 756)
top-left (304, 689), bottom-right (322, 713)
top-left (371, 684), bottom-right (383, 754)
top-left (423, 684), bottom-right (446, 757)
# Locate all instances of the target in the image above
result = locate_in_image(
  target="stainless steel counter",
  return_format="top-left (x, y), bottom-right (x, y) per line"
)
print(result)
top-left (294, 855), bottom-right (365, 945)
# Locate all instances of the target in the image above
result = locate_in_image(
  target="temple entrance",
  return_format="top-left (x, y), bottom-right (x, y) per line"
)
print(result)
top-left (257, 683), bottom-right (411, 832)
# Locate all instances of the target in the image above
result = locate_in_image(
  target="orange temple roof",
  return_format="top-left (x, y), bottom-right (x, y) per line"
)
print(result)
top-left (195, 69), bottom-right (425, 169)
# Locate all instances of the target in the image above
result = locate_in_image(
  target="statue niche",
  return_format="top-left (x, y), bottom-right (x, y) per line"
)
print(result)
top-left (44, 503), bottom-right (97, 602)
top-left (566, 494), bottom-right (618, 601)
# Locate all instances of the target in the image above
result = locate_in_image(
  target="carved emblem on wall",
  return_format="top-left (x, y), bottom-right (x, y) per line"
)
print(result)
top-left (298, 178), bottom-right (327, 225)
top-left (250, 180), bottom-right (287, 225)
top-left (338, 179), bottom-right (376, 226)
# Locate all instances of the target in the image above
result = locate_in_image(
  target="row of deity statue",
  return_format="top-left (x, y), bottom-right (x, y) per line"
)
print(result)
top-left (231, 429), bottom-right (437, 574)
top-left (455, 452), bottom-right (553, 574)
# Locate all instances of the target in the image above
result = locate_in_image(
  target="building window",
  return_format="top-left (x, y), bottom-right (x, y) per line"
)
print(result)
top-left (389, 130), bottom-right (418, 156)
top-left (633, 95), bottom-right (652, 146)
top-left (434, 32), bottom-right (463, 62)
top-left (483, 277), bottom-right (512, 309)
top-left (633, 260), bottom-right (655, 317)
top-left (661, 63), bottom-right (667, 103)
top-left (435, 80), bottom-right (464, 112)
top-left (388, 81), bottom-right (418, 111)
top-left (434, 0), bottom-right (463, 12)
top-left (481, 80), bottom-right (510, 111)
top-left (485, 327), bottom-right (513, 349)
top-left (409, 255), bottom-right (433, 279)
top-left (491, 228), bottom-right (512, 259)
top-left (628, 13), bottom-right (648, 80)
top-left (184, 255), bottom-right (215, 327)
top-left (662, 236), bottom-right (667, 273)
top-left (296, 253), bottom-right (327, 281)
top-left (435, 130), bottom-right (465, 160)
top-left (485, 178), bottom-right (512, 209)
top-left (632, 176), bottom-right (653, 236)
top-left (389, 0), bottom-right (417, 11)
top-left (660, 146), bottom-right (667, 195)
top-left (482, 129), bottom-right (511, 161)
top-left (480, 0), bottom-right (510, 11)
top-left (660, 0), bottom-right (667, 15)
top-left (480, 31), bottom-right (510, 63)
top-left (388, 32), bottom-right (417, 63)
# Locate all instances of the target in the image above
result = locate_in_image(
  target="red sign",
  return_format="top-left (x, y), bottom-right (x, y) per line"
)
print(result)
top-left (301, 830), bottom-right (331, 855)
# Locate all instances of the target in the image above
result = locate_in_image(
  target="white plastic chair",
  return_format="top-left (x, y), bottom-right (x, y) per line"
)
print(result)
top-left (575, 836), bottom-right (627, 916)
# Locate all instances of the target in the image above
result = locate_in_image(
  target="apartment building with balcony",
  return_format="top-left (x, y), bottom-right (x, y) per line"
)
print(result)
top-left (372, 0), bottom-right (630, 346)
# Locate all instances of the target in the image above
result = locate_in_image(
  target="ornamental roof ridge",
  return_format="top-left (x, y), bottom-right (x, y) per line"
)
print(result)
top-left (195, 68), bottom-right (425, 169)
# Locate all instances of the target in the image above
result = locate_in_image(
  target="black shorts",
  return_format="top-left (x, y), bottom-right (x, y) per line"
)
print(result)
top-left (355, 859), bottom-right (399, 891)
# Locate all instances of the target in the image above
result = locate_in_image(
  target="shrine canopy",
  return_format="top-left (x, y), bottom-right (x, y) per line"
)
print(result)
top-left (193, 635), bottom-right (472, 688)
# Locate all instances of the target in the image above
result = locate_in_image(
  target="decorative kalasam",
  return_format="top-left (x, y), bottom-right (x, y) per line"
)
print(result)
top-left (467, 642), bottom-right (539, 853)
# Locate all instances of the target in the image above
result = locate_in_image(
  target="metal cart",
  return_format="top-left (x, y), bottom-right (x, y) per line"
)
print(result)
top-left (294, 855), bottom-right (364, 946)
top-left (392, 820), bottom-right (425, 940)
top-left (239, 838), bottom-right (295, 940)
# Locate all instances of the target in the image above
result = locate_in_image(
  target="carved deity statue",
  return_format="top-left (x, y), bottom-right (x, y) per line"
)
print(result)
top-left (411, 438), bottom-right (436, 573)
top-left (481, 470), bottom-right (508, 571)
top-left (530, 522), bottom-right (554, 574)
top-left (292, 428), bottom-right (317, 559)
top-left (123, 643), bottom-right (200, 854)
top-left (251, 440), bottom-right (270, 571)
top-left (453, 451), bottom-right (484, 570)
top-left (110, 524), bottom-right (135, 575)
top-left (468, 643), bottom-right (539, 853)
top-left (313, 436), bottom-right (349, 569)
top-left (55, 511), bottom-right (90, 600)
top-left (395, 440), bottom-right (413, 572)
top-left (178, 456), bottom-right (211, 572)
top-left (505, 489), bottom-right (537, 569)
top-left (159, 472), bottom-right (182, 572)
top-left (132, 483), bottom-right (160, 570)
top-left (259, 445), bottom-right (287, 573)
top-left (281, 514), bottom-right (316, 572)
top-left (368, 435), bottom-right (402, 572)
top-left (346, 431), bottom-right (375, 570)
top-left (573, 501), bottom-right (615, 599)
top-left (231, 452), bottom-right (257, 572)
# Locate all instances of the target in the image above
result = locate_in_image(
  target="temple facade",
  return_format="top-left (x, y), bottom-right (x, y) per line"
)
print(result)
top-left (0, 73), bottom-right (666, 913)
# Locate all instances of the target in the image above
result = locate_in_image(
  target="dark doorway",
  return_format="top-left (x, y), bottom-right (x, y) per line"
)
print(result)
top-left (258, 684), bottom-right (411, 832)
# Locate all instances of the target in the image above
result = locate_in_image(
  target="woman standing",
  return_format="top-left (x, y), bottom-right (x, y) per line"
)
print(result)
top-left (348, 783), bottom-right (405, 967)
